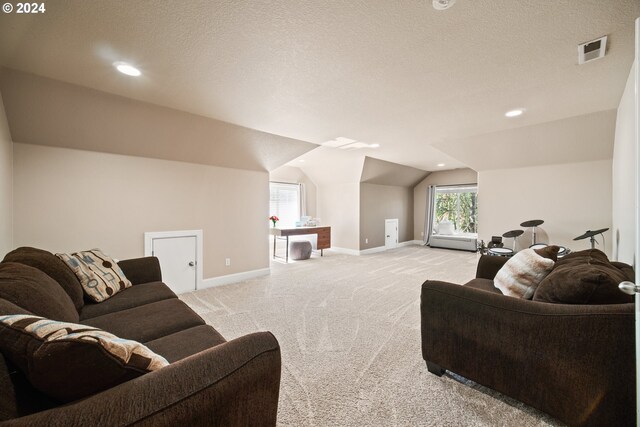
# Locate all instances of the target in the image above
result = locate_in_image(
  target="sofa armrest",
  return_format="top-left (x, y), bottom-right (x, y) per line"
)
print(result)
top-left (421, 280), bottom-right (635, 426)
top-left (3, 332), bottom-right (281, 427)
top-left (118, 257), bottom-right (162, 285)
top-left (474, 254), bottom-right (507, 280)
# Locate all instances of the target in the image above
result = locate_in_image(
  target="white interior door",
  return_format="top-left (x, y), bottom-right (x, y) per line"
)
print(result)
top-left (152, 236), bottom-right (197, 294)
top-left (385, 219), bottom-right (399, 249)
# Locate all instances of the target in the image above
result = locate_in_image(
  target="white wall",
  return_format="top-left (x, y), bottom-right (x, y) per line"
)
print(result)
top-left (13, 143), bottom-right (269, 279)
top-left (0, 91), bottom-right (12, 258)
top-left (413, 168), bottom-right (478, 240)
top-left (612, 63), bottom-right (636, 264)
top-left (316, 183), bottom-right (360, 251)
top-left (478, 160), bottom-right (613, 255)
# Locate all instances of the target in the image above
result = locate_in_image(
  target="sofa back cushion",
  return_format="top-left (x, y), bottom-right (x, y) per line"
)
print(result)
top-left (533, 249), bottom-right (633, 304)
top-left (3, 247), bottom-right (85, 311)
top-left (0, 263), bottom-right (79, 323)
top-left (0, 314), bottom-right (168, 402)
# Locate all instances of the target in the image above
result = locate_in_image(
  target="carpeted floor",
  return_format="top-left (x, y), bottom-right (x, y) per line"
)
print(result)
top-left (180, 245), bottom-right (563, 426)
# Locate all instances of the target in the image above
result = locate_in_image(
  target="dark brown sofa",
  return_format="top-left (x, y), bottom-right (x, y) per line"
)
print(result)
top-left (421, 252), bottom-right (635, 427)
top-left (0, 247), bottom-right (281, 426)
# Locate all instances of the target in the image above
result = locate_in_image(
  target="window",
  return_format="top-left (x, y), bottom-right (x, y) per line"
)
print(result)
top-left (269, 182), bottom-right (301, 227)
top-left (433, 185), bottom-right (478, 234)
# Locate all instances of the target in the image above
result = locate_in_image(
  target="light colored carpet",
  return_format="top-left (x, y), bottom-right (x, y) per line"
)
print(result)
top-left (180, 245), bottom-right (562, 426)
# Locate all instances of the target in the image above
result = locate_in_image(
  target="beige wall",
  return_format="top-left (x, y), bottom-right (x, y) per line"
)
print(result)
top-left (478, 160), bottom-right (612, 255)
top-left (0, 68), bottom-right (315, 172)
top-left (269, 165), bottom-right (317, 218)
top-left (434, 110), bottom-right (617, 171)
top-left (316, 183), bottom-right (359, 250)
top-left (413, 168), bottom-right (478, 240)
top-left (13, 143), bottom-right (269, 278)
top-left (360, 183), bottom-right (413, 249)
top-left (612, 63), bottom-right (636, 264)
top-left (0, 91), bottom-right (12, 258)
top-left (360, 156), bottom-right (429, 187)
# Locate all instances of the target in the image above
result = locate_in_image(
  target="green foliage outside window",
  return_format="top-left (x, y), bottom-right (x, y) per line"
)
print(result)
top-left (434, 191), bottom-right (478, 233)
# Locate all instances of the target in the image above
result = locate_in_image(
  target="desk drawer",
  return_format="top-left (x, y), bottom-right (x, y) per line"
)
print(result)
top-left (317, 231), bottom-right (331, 249)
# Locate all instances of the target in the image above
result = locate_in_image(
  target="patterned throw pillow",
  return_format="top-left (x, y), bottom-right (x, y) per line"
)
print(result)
top-left (0, 314), bottom-right (168, 402)
top-left (56, 249), bottom-right (132, 302)
top-left (494, 247), bottom-right (558, 299)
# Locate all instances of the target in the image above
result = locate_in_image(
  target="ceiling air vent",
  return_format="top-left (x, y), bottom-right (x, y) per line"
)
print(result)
top-left (578, 35), bottom-right (607, 65)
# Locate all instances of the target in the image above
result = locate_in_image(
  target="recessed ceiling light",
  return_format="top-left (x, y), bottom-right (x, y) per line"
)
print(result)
top-left (433, 0), bottom-right (456, 10)
top-left (368, 144), bottom-right (380, 148)
top-left (113, 62), bottom-right (141, 77)
top-left (505, 109), bottom-right (524, 118)
top-left (437, 163), bottom-right (445, 167)
top-left (298, 159), bottom-right (305, 163)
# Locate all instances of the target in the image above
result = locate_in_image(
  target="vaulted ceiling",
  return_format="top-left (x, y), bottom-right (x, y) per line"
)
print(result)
top-left (1, 1), bottom-right (638, 172)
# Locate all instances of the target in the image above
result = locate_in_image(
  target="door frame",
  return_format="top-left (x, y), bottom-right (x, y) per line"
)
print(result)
top-left (144, 229), bottom-right (203, 290)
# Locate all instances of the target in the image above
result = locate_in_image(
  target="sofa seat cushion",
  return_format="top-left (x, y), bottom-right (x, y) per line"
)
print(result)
top-left (144, 325), bottom-right (226, 363)
top-left (80, 282), bottom-right (177, 320)
top-left (533, 249), bottom-right (633, 304)
top-left (3, 247), bottom-right (85, 311)
top-left (464, 278), bottom-right (502, 294)
top-left (0, 314), bottom-right (168, 403)
top-left (0, 263), bottom-right (79, 323)
top-left (82, 298), bottom-right (205, 343)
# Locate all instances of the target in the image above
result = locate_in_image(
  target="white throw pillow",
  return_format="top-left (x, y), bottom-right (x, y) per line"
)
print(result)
top-left (494, 248), bottom-right (555, 299)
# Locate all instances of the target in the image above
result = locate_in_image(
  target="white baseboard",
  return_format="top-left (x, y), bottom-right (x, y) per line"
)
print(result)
top-left (332, 240), bottom-right (424, 256)
top-left (200, 268), bottom-right (271, 289)
top-left (400, 240), bottom-right (423, 247)
top-left (359, 245), bottom-right (387, 255)
top-left (328, 247), bottom-right (361, 256)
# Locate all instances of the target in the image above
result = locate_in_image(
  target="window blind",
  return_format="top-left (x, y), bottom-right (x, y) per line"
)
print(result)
top-left (269, 182), bottom-right (300, 227)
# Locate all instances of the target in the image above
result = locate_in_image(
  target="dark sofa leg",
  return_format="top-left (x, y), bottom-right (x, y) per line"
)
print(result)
top-left (426, 361), bottom-right (445, 376)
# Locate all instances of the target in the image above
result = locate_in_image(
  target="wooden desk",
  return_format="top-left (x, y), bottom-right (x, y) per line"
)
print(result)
top-left (271, 226), bottom-right (331, 262)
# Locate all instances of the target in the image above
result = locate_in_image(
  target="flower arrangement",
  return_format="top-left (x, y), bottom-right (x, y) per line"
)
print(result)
top-left (269, 215), bottom-right (279, 227)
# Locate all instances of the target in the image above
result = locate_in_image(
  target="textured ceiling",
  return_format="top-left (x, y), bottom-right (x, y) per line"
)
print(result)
top-left (0, 0), bottom-right (638, 171)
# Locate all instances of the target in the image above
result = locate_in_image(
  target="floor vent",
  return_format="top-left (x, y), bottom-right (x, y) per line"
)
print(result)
top-left (578, 35), bottom-right (607, 64)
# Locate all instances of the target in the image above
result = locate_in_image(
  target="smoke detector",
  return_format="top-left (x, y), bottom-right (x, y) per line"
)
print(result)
top-left (578, 35), bottom-right (607, 64)
top-left (433, 0), bottom-right (456, 10)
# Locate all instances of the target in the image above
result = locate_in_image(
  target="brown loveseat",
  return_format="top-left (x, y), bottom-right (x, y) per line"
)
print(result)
top-left (421, 250), bottom-right (635, 427)
top-left (0, 247), bottom-right (281, 426)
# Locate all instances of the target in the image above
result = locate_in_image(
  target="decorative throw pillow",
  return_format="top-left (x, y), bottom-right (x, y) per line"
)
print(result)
top-left (56, 249), bottom-right (132, 302)
top-left (0, 314), bottom-right (168, 402)
top-left (533, 249), bottom-right (634, 304)
top-left (533, 245), bottom-right (560, 262)
top-left (494, 247), bottom-right (559, 299)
